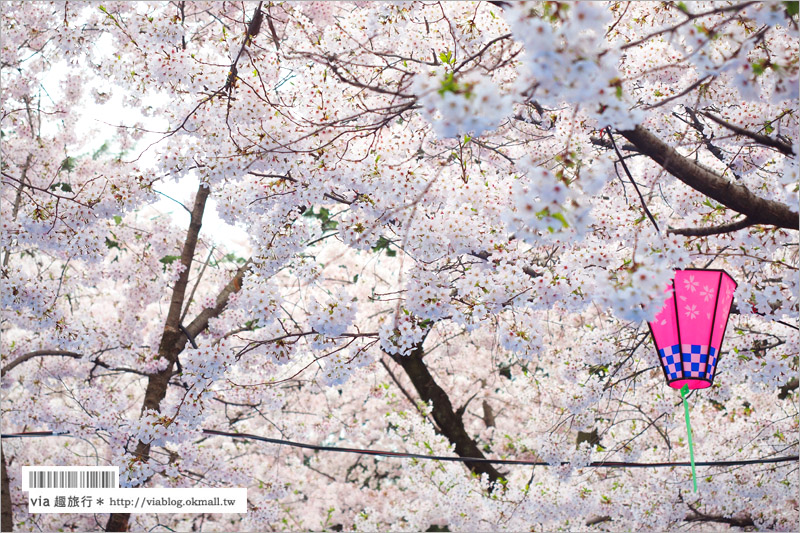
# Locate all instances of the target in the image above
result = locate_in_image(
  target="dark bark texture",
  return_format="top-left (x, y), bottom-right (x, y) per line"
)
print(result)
top-left (620, 125), bottom-right (798, 231)
top-left (389, 344), bottom-right (503, 484)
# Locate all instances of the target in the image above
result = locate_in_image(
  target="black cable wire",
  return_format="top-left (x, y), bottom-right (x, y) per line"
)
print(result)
top-left (2, 430), bottom-right (797, 469)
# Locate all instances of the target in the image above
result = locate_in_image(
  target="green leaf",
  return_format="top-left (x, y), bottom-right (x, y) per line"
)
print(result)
top-left (59, 157), bottom-right (76, 172)
top-left (785, 1), bottom-right (799, 17)
top-left (113, 215), bottom-right (122, 225)
top-left (159, 255), bottom-right (181, 266)
top-left (105, 237), bottom-right (119, 250)
top-left (92, 142), bottom-right (109, 160)
top-left (244, 319), bottom-right (261, 330)
top-left (303, 206), bottom-right (338, 231)
top-left (551, 212), bottom-right (568, 228)
top-left (437, 72), bottom-right (459, 96)
top-left (438, 50), bottom-right (454, 65)
top-left (50, 182), bottom-right (73, 193)
top-left (751, 59), bottom-right (769, 76)
top-left (371, 236), bottom-right (396, 256)
top-left (223, 252), bottom-right (246, 264)
top-left (764, 121), bottom-right (775, 134)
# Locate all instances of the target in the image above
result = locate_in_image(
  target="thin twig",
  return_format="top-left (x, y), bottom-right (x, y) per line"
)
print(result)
top-left (606, 128), bottom-right (660, 233)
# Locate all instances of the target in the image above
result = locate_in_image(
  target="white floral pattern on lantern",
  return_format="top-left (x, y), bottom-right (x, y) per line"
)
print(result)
top-left (683, 275), bottom-right (699, 293)
top-left (700, 285), bottom-right (715, 302)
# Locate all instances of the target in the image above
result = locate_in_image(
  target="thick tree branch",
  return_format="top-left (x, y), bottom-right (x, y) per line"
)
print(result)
top-left (619, 125), bottom-right (799, 230)
top-left (1, 350), bottom-right (82, 377)
top-left (388, 338), bottom-right (504, 485)
top-left (183, 261), bottom-right (250, 342)
top-left (105, 259), bottom-right (249, 532)
top-left (685, 510), bottom-right (754, 528)
top-left (380, 358), bottom-right (439, 430)
top-left (586, 515), bottom-right (611, 527)
top-left (668, 217), bottom-right (755, 236)
top-left (590, 136), bottom-right (639, 152)
top-left (156, 184), bottom-right (210, 365)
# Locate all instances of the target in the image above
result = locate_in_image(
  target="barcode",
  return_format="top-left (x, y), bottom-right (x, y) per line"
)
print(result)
top-left (22, 467), bottom-right (119, 491)
top-left (29, 470), bottom-right (114, 489)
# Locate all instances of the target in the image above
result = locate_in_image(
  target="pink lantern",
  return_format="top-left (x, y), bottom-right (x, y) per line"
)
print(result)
top-left (648, 269), bottom-right (738, 390)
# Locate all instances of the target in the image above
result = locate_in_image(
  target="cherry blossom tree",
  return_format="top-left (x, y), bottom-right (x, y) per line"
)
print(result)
top-left (1, 1), bottom-right (798, 531)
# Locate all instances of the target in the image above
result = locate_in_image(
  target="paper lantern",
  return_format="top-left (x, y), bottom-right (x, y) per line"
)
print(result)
top-left (648, 269), bottom-right (737, 390)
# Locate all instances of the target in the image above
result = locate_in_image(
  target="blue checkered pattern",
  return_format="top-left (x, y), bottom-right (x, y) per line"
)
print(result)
top-left (659, 344), bottom-right (719, 382)
top-left (659, 344), bottom-right (682, 380)
top-left (705, 346), bottom-right (718, 379)
top-left (681, 345), bottom-right (709, 378)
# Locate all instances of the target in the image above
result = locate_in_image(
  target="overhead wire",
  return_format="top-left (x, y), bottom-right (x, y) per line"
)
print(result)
top-left (2, 430), bottom-right (796, 469)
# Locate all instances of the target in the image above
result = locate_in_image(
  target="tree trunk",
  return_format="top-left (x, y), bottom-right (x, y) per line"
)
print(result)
top-left (105, 186), bottom-right (209, 532)
top-left (1, 446), bottom-right (13, 532)
top-left (389, 343), bottom-right (503, 485)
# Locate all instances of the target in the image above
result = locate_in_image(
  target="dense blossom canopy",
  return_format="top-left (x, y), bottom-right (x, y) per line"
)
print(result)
top-left (1, 1), bottom-right (798, 531)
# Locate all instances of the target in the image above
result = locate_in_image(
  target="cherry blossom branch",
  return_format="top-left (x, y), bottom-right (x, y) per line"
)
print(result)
top-left (183, 260), bottom-right (251, 341)
top-left (620, 1), bottom-right (759, 51)
top-left (469, 250), bottom-right (540, 278)
top-left (1, 350), bottom-right (81, 377)
top-left (643, 75), bottom-right (713, 110)
top-left (619, 125), bottom-right (799, 230)
top-left (265, 4), bottom-right (280, 51)
top-left (452, 33), bottom-right (512, 74)
top-left (0, 348), bottom-right (151, 380)
top-left (180, 245), bottom-right (216, 322)
top-left (685, 512), bottom-right (754, 528)
top-left (157, 185), bottom-right (210, 361)
top-left (1, 170), bottom-right (99, 210)
top-left (9, 154), bottom-right (32, 220)
top-left (700, 111), bottom-right (795, 156)
top-left (589, 135), bottom-right (639, 153)
top-left (678, 106), bottom-right (742, 179)
top-left (684, 496), bottom-right (755, 528)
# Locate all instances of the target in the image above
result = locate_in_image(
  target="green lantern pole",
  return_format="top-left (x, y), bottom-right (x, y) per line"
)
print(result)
top-left (680, 384), bottom-right (698, 492)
